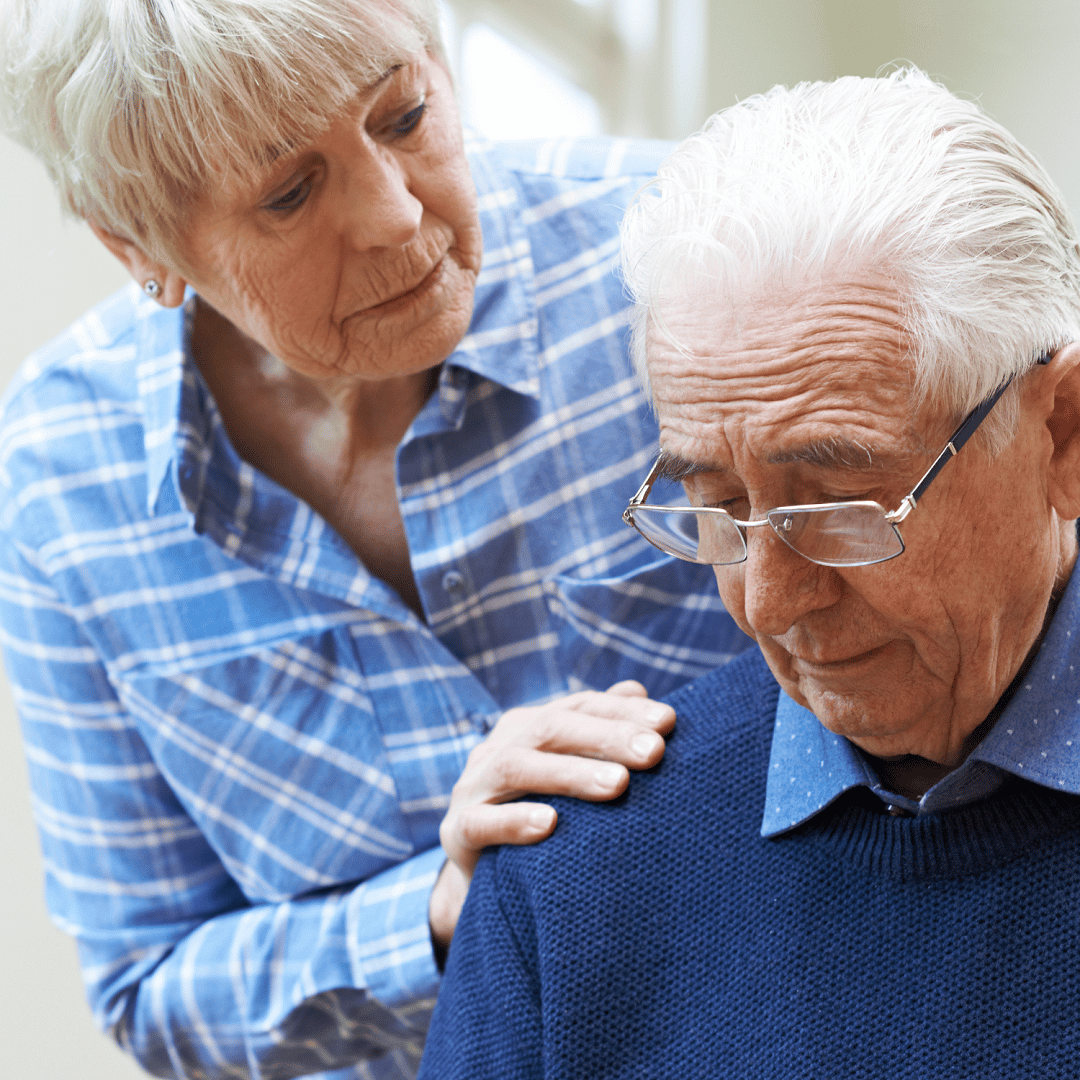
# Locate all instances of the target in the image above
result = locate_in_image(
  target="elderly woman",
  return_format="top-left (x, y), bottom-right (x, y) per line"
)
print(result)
top-left (418, 69), bottom-right (1080, 1077)
top-left (0, 1), bottom-right (748, 1077)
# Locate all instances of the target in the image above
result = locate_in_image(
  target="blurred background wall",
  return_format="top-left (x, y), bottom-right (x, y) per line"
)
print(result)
top-left (2, 0), bottom-right (1078, 1075)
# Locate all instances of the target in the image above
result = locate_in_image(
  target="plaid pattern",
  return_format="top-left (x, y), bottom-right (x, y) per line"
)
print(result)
top-left (0, 136), bottom-right (748, 1080)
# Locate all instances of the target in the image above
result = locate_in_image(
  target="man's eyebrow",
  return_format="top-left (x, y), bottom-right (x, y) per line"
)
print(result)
top-left (654, 450), bottom-right (719, 482)
top-left (768, 438), bottom-right (888, 470)
top-left (655, 438), bottom-right (901, 481)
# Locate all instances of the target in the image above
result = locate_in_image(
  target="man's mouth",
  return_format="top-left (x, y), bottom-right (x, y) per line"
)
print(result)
top-left (786, 641), bottom-right (892, 671)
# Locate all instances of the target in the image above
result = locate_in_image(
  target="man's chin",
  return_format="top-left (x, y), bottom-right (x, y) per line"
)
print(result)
top-left (798, 683), bottom-right (930, 754)
top-left (761, 651), bottom-right (909, 744)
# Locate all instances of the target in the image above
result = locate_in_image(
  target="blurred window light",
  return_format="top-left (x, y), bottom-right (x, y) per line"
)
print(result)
top-left (457, 22), bottom-right (605, 140)
top-left (614, 0), bottom-right (658, 54)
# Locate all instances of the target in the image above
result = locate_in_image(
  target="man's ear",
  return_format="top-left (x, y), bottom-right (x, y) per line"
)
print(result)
top-left (88, 222), bottom-right (188, 307)
top-left (1045, 341), bottom-right (1080, 520)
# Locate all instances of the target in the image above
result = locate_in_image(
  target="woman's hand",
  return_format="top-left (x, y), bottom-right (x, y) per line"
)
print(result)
top-left (428, 681), bottom-right (675, 949)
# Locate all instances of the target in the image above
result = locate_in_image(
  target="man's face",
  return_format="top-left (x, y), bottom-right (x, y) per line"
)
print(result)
top-left (648, 274), bottom-right (1070, 765)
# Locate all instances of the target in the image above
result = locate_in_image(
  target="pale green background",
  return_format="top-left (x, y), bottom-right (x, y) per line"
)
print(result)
top-left (2, 1), bottom-right (1078, 1075)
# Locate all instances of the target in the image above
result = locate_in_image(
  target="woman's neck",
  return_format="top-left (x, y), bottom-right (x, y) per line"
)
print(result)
top-left (192, 299), bottom-right (439, 450)
top-left (190, 297), bottom-right (439, 620)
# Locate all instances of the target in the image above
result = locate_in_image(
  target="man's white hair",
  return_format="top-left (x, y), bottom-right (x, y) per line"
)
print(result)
top-left (619, 68), bottom-right (1080, 450)
top-left (0, 0), bottom-right (442, 261)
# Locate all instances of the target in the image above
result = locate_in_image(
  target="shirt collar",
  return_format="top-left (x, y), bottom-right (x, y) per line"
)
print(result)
top-left (761, 692), bottom-right (873, 837)
top-left (136, 285), bottom-right (194, 517)
top-left (973, 551), bottom-right (1080, 792)
top-left (761, 548), bottom-right (1080, 837)
top-left (427, 133), bottom-right (541, 431)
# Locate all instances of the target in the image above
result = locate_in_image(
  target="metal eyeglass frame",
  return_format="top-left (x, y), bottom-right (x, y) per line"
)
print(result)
top-left (623, 352), bottom-right (1052, 568)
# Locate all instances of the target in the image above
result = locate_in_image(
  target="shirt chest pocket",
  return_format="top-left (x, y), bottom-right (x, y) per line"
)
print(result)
top-left (542, 555), bottom-right (750, 698)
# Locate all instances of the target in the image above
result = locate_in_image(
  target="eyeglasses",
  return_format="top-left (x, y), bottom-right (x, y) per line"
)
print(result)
top-left (623, 353), bottom-right (1052, 568)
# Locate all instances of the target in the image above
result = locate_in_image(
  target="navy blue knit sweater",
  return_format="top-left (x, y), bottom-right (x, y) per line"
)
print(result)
top-left (418, 648), bottom-right (1080, 1079)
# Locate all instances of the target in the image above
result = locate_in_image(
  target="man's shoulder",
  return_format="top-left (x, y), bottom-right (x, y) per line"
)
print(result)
top-left (659, 645), bottom-right (779, 748)
top-left (491, 648), bottom-right (778, 889)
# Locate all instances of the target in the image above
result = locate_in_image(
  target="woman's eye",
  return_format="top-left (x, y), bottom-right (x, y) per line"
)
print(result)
top-left (390, 100), bottom-right (427, 138)
top-left (263, 176), bottom-right (313, 213)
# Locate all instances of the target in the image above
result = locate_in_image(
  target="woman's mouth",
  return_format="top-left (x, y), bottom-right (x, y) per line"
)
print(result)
top-left (352, 255), bottom-right (449, 318)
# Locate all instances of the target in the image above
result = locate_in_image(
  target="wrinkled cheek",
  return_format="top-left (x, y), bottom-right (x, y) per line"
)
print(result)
top-left (938, 560), bottom-right (1049, 705)
top-left (257, 293), bottom-right (331, 353)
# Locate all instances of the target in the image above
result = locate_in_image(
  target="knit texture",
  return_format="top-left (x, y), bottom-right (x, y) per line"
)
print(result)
top-left (419, 649), bottom-right (1080, 1079)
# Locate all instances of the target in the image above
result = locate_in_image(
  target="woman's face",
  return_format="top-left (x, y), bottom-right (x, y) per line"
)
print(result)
top-left (177, 53), bottom-right (482, 383)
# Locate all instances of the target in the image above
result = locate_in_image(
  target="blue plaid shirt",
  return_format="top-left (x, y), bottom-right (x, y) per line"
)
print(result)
top-left (0, 136), bottom-right (748, 1080)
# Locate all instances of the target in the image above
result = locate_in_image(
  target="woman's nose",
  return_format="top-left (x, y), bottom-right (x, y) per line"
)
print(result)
top-left (346, 146), bottom-right (423, 249)
top-left (737, 525), bottom-right (841, 637)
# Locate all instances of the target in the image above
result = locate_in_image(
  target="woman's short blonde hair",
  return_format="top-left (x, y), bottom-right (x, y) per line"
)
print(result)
top-left (1, 0), bottom-right (442, 261)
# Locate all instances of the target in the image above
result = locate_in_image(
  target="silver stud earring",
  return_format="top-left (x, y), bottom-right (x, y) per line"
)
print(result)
top-left (143, 279), bottom-right (162, 298)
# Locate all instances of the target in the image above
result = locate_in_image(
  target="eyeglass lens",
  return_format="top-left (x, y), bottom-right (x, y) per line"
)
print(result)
top-left (765, 505), bottom-right (903, 565)
top-left (632, 503), bottom-right (904, 567)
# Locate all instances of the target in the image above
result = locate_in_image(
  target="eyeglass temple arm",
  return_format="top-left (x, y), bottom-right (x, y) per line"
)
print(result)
top-left (894, 352), bottom-right (1053, 520)
top-left (623, 458), bottom-right (663, 526)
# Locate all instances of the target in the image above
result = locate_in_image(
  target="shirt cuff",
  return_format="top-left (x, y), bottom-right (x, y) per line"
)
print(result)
top-left (345, 844), bottom-right (446, 1008)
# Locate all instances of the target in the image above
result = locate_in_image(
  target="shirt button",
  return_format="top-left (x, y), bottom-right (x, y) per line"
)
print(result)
top-left (442, 570), bottom-right (466, 594)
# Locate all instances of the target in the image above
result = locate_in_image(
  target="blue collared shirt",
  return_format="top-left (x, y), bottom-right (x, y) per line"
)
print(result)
top-left (0, 135), bottom-right (748, 1080)
top-left (762, 554), bottom-right (1080, 837)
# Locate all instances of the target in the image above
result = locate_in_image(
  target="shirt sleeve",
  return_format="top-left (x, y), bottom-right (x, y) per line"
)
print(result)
top-left (0, 530), bottom-right (444, 1079)
top-left (417, 848), bottom-right (543, 1080)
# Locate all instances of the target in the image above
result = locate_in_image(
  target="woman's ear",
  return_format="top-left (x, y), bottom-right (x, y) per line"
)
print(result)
top-left (88, 222), bottom-right (188, 307)
top-left (1045, 342), bottom-right (1080, 520)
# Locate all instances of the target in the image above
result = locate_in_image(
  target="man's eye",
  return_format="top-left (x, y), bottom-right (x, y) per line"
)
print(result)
top-left (391, 100), bottom-right (427, 137)
top-left (264, 177), bottom-right (313, 213)
top-left (704, 497), bottom-right (751, 517)
top-left (685, 484), bottom-right (742, 513)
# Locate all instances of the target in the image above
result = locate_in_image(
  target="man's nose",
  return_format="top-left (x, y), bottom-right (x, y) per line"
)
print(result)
top-left (344, 146), bottom-right (424, 249)
top-left (736, 525), bottom-right (842, 637)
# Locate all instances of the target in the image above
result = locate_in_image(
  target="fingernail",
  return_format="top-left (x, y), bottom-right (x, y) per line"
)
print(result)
top-left (645, 703), bottom-right (672, 723)
top-left (529, 805), bottom-right (556, 830)
top-left (595, 763), bottom-right (624, 790)
top-left (631, 732), bottom-right (662, 760)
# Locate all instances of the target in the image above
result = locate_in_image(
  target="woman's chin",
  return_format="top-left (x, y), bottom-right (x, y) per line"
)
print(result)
top-left (337, 262), bottom-right (478, 380)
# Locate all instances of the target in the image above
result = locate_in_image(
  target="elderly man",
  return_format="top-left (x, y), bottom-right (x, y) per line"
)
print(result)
top-left (417, 69), bottom-right (1080, 1077)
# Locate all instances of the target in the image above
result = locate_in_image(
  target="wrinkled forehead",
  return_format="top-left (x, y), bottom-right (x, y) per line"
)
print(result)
top-left (644, 274), bottom-right (934, 469)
